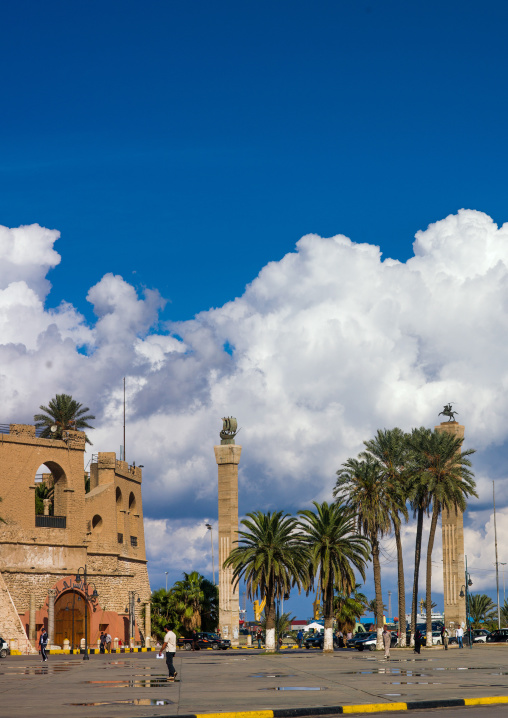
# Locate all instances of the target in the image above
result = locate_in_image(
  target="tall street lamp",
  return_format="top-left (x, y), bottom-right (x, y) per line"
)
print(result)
top-left (75, 566), bottom-right (98, 661)
top-left (129, 591), bottom-right (141, 648)
top-left (459, 555), bottom-right (473, 650)
top-left (165, 571), bottom-right (169, 592)
top-left (206, 523), bottom-right (215, 586)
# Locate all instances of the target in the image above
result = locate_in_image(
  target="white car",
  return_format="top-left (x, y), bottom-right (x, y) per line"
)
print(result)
top-left (422, 630), bottom-right (442, 645)
top-left (472, 629), bottom-right (490, 643)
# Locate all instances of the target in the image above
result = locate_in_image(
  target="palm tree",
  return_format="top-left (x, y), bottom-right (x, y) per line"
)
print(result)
top-left (406, 426), bottom-right (433, 644)
top-left (223, 511), bottom-right (309, 651)
top-left (468, 594), bottom-right (496, 627)
top-left (34, 394), bottom-right (95, 444)
top-left (500, 599), bottom-right (508, 626)
top-left (362, 428), bottom-right (410, 645)
top-left (334, 456), bottom-right (393, 650)
top-left (150, 588), bottom-right (183, 639)
top-left (200, 578), bottom-right (219, 632)
top-left (298, 501), bottom-right (370, 652)
top-left (410, 429), bottom-right (477, 639)
top-left (260, 611), bottom-right (295, 641)
top-left (172, 571), bottom-right (206, 631)
top-left (334, 584), bottom-right (368, 633)
top-left (366, 598), bottom-right (387, 616)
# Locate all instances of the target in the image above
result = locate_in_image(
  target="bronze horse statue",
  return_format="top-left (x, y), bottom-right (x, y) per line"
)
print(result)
top-left (439, 403), bottom-right (458, 422)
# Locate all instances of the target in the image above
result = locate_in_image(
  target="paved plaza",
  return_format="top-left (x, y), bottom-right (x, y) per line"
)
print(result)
top-left (1, 645), bottom-right (508, 718)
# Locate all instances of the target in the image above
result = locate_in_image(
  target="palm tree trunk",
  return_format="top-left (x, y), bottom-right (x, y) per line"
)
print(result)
top-left (410, 506), bottom-right (424, 646)
top-left (426, 505), bottom-right (439, 643)
top-left (372, 537), bottom-right (384, 650)
top-left (265, 581), bottom-right (276, 651)
top-left (323, 576), bottom-right (334, 653)
top-left (393, 519), bottom-right (406, 647)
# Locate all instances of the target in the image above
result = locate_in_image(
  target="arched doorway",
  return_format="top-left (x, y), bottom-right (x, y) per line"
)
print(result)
top-left (55, 590), bottom-right (89, 649)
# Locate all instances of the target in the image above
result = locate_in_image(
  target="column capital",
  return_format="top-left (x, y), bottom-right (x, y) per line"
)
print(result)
top-left (214, 445), bottom-right (242, 465)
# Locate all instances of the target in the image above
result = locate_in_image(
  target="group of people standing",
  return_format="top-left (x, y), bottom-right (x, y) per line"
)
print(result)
top-left (99, 632), bottom-right (112, 653)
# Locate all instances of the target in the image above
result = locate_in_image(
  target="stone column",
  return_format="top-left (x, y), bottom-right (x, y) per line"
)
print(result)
top-left (43, 499), bottom-right (50, 516)
top-left (48, 589), bottom-right (56, 646)
top-left (29, 593), bottom-right (37, 643)
top-left (437, 421), bottom-right (467, 631)
top-left (214, 442), bottom-right (241, 647)
top-left (144, 602), bottom-right (151, 648)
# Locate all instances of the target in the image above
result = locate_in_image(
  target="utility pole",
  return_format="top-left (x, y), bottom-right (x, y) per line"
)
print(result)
top-left (123, 377), bottom-right (126, 462)
top-left (493, 481), bottom-right (501, 629)
top-left (206, 523), bottom-right (215, 585)
top-left (388, 591), bottom-right (392, 623)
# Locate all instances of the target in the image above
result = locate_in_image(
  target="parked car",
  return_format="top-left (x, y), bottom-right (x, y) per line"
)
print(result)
top-left (354, 632), bottom-right (397, 651)
top-left (347, 632), bottom-right (370, 648)
top-left (0, 637), bottom-right (8, 658)
top-left (486, 629), bottom-right (508, 643)
top-left (304, 633), bottom-right (339, 650)
top-left (421, 630), bottom-right (442, 646)
top-left (472, 629), bottom-right (490, 643)
top-left (177, 632), bottom-right (231, 650)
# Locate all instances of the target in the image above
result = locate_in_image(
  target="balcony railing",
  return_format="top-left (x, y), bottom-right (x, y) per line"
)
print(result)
top-left (35, 515), bottom-right (66, 528)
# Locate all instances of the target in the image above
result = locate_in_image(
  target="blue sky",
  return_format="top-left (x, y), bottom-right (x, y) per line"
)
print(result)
top-left (2, 1), bottom-right (508, 622)
top-left (2, 0), bottom-right (508, 324)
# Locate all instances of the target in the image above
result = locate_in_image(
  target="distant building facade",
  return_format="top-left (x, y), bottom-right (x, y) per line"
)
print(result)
top-left (0, 424), bottom-right (151, 651)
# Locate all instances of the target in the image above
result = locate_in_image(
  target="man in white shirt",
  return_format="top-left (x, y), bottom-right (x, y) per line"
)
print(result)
top-left (159, 623), bottom-right (177, 681)
top-left (456, 626), bottom-right (464, 649)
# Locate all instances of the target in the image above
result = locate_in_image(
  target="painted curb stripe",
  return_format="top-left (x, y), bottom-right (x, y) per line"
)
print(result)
top-left (464, 697), bottom-right (508, 706)
top-left (406, 699), bottom-right (464, 710)
top-left (274, 708), bottom-right (344, 717)
top-left (342, 704), bottom-right (407, 714)
top-left (154, 696), bottom-right (508, 718)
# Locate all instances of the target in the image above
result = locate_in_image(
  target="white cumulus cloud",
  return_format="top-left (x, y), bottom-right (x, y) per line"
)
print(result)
top-left (1, 210), bottom-right (508, 602)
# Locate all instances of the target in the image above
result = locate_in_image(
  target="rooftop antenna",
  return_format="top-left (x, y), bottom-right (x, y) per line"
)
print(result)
top-left (123, 377), bottom-right (126, 463)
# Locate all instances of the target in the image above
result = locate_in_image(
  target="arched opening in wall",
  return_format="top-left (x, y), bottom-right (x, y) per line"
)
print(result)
top-left (116, 487), bottom-right (124, 544)
top-left (54, 590), bottom-right (89, 650)
top-left (128, 492), bottom-right (136, 511)
top-left (34, 461), bottom-right (67, 528)
top-left (92, 514), bottom-right (103, 534)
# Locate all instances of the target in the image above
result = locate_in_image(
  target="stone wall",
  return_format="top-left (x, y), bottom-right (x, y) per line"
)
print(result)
top-left (0, 424), bottom-right (150, 647)
top-left (0, 572), bottom-right (36, 653)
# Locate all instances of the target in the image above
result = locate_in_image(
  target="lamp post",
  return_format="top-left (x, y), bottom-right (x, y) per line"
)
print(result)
top-left (129, 591), bottom-right (141, 648)
top-left (501, 563), bottom-right (507, 607)
top-left (165, 571), bottom-right (169, 592)
top-left (206, 523), bottom-right (215, 586)
top-left (459, 555), bottom-right (473, 650)
top-left (75, 566), bottom-right (99, 661)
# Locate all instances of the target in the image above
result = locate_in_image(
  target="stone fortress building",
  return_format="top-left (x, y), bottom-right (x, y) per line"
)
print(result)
top-left (0, 423), bottom-right (151, 652)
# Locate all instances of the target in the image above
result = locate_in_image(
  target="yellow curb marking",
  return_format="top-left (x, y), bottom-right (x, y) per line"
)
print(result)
top-left (196, 713), bottom-right (274, 718)
top-left (464, 697), bottom-right (508, 706)
top-left (342, 703), bottom-right (407, 713)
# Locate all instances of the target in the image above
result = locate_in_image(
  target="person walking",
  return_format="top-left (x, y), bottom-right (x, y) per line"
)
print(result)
top-left (441, 625), bottom-right (449, 650)
top-left (39, 629), bottom-right (49, 662)
top-left (456, 626), bottom-right (464, 649)
top-left (414, 629), bottom-right (422, 654)
top-left (297, 630), bottom-right (303, 648)
top-left (105, 632), bottom-right (112, 653)
top-left (383, 627), bottom-right (391, 660)
top-left (159, 623), bottom-right (177, 682)
top-left (256, 629), bottom-right (262, 649)
top-left (99, 632), bottom-right (106, 654)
